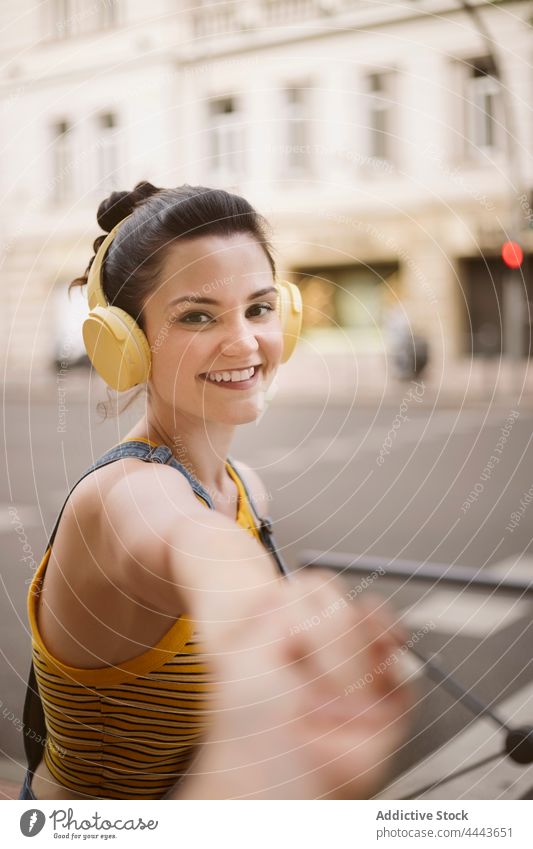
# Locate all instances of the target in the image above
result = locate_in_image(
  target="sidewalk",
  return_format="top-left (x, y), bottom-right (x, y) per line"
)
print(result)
top-left (378, 680), bottom-right (533, 800)
top-left (0, 778), bottom-right (20, 799)
top-left (2, 352), bottom-right (532, 408)
top-left (274, 350), bottom-right (533, 407)
top-left (0, 759), bottom-right (24, 800)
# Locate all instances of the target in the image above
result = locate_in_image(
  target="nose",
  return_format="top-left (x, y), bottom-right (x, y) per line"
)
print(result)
top-left (220, 314), bottom-right (260, 360)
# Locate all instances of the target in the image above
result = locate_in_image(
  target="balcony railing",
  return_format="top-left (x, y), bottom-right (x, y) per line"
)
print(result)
top-left (191, 0), bottom-right (363, 39)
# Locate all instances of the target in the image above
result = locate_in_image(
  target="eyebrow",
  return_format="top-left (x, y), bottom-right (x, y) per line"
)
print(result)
top-left (166, 286), bottom-right (278, 310)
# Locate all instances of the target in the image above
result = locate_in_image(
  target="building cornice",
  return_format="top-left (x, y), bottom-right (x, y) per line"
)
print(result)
top-left (179, 0), bottom-right (524, 64)
top-left (0, 1), bottom-right (525, 90)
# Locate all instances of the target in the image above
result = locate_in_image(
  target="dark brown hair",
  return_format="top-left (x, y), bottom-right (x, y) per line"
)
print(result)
top-left (69, 180), bottom-right (277, 331)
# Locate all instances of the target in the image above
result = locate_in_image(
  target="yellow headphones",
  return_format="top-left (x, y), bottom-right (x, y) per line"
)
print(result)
top-left (82, 215), bottom-right (303, 391)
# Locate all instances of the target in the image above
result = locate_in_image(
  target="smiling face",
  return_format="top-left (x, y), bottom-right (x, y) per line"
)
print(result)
top-left (141, 232), bottom-right (283, 425)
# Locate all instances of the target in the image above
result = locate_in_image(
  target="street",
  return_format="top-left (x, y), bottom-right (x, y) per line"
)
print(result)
top-left (2, 377), bottom-right (533, 798)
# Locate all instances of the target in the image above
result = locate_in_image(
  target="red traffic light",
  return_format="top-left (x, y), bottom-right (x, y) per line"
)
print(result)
top-left (501, 241), bottom-right (524, 269)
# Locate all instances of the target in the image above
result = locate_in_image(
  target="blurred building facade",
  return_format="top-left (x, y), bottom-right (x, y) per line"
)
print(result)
top-left (0, 0), bottom-right (532, 380)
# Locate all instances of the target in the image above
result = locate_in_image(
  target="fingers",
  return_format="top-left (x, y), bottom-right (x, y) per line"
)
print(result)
top-left (283, 571), bottom-right (361, 696)
top-left (281, 573), bottom-right (389, 684)
top-left (278, 572), bottom-right (415, 726)
top-left (200, 568), bottom-right (415, 799)
top-left (219, 570), bottom-right (415, 721)
top-left (352, 595), bottom-right (410, 694)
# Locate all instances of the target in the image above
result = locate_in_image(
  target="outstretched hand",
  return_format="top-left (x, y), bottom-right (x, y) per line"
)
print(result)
top-left (179, 570), bottom-right (415, 799)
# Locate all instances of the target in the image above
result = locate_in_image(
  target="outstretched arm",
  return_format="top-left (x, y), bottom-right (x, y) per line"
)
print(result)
top-left (97, 463), bottom-right (412, 799)
top-left (170, 571), bottom-right (413, 800)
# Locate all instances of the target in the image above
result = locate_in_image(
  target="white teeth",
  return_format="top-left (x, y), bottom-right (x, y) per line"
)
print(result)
top-left (205, 366), bottom-right (256, 383)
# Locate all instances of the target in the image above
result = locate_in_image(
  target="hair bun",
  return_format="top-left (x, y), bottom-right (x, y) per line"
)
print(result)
top-left (96, 180), bottom-right (162, 233)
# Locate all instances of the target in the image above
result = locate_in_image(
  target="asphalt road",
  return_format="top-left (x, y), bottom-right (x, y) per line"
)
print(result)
top-left (2, 380), bottom-right (533, 798)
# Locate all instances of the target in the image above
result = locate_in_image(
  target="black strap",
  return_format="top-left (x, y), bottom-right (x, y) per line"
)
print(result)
top-left (257, 516), bottom-right (292, 580)
top-left (22, 657), bottom-right (48, 774)
top-left (22, 445), bottom-right (290, 775)
top-left (226, 455), bottom-right (292, 581)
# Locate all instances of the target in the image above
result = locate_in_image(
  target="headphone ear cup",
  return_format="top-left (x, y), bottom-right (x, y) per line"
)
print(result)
top-left (83, 305), bottom-right (152, 391)
top-left (275, 281), bottom-right (303, 363)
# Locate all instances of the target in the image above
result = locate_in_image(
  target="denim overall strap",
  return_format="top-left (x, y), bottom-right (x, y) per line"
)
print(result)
top-left (83, 441), bottom-right (216, 509)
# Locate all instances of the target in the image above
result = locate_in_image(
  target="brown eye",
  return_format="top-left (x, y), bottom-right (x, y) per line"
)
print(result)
top-left (247, 303), bottom-right (275, 317)
top-left (179, 312), bottom-right (212, 325)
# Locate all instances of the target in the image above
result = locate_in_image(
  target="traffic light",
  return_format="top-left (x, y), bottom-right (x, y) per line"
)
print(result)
top-left (501, 241), bottom-right (524, 269)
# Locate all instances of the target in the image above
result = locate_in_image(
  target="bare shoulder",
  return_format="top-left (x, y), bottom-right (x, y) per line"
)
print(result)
top-left (55, 454), bottom-right (205, 567)
top-left (37, 456), bottom-right (209, 669)
top-left (231, 460), bottom-right (272, 516)
top-left (45, 454), bottom-right (209, 611)
top-left (72, 454), bottom-right (201, 514)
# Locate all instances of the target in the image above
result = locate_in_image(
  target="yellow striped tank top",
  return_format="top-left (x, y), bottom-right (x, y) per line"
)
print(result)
top-left (27, 438), bottom-right (270, 799)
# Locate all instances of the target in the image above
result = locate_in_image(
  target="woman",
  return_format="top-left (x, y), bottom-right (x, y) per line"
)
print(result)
top-left (20, 182), bottom-right (411, 801)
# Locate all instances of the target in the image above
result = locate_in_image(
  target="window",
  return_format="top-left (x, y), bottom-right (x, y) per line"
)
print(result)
top-left (461, 255), bottom-right (533, 357)
top-left (96, 111), bottom-right (119, 191)
top-left (52, 0), bottom-right (119, 37)
top-left (365, 71), bottom-right (394, 162)
top-left (192, 0), bottom-right (239, 37)
top-left (99, 0), bottom-right (118, 28)
top-left (51, 119), bottom-right (74, 203)
top-left (294, 263), bottom-right (398, 350)
top-left (264, 0), bottom-right (317, 25)
top-left (206, 96), bottom-right (244, 182)
top-left (465, 57), bottom-right (501, 155)
top-left (53, 0), bottom-right (73, 37)
top-left (282, 85), bottom-right (313, 176)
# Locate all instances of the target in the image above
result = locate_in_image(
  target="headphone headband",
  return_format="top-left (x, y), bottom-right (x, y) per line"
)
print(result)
top-left (86, 215), bottom-right (133, 310)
